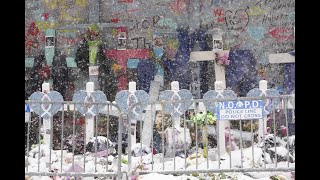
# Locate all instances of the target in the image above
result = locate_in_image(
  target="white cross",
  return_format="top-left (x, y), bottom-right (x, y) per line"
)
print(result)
top-left (141, 81), bottom-right (161, 147)
top-left (128, 82), bottom-right (138, 145)
top-left (41, 83), bottom-right (52, 146)
top-left (85, 82), bottom-right (95, 143)
top-left (268, 52), bottom-right (295, 109)
top-left (188, 33), bottom-right (230, 156)
top-left (189, 33), bottom-right (228, 90)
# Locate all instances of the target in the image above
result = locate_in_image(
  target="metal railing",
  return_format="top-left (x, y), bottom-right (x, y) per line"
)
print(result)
top-left (25, 95), bottom-right (295, 179)
top-left (25, 101), bottom-right (126, 179)
top-left (127, 95), bottom-right (295, 178)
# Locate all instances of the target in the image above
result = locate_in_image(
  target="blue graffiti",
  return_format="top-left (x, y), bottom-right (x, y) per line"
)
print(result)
top-left (288, 12), bottom-right (295, 19)
top-left (247, 26), bottom-right (265, 41)
top-left (213, 0), bottom-right (220, 6)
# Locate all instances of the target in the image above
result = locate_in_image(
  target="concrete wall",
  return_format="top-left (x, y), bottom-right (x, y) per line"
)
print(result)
top-left (25, 0), bottom-right (295, 91)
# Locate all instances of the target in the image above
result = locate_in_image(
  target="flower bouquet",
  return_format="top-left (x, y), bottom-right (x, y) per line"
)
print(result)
top-left (215, 51), bottom-right (230, 66)
top-left (189, 112), bottom-right (217, 158)
top-left (85, 24), bottom-right (102, 65)
top-left (112, 63), bottom-right (125, 78)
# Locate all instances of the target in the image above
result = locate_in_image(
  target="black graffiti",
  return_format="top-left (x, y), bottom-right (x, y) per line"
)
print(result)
top-left (142, 19), bottom-right (151, 29)
top-left (129, 15), bottom-right (161, 31)
top-left (225, 8), bottom-right (249, 37)
top-left (261, 13), bottom-right (289, 25)
top-left (200, 20), bottom-right (217, 30)
top-left (269, 42), bottom-right (294, 53)
top-left (273, 1), bottom-right (295, 11)
top-left (255, 0), bottom-right (280, 8)
top-left (129, 20), bottom-right (140, 31)
top-left (269, 21), bottom-right (295, 29)
top-left (221, 0), bottom-right (234, 4)
top-left (131, 37), bottom-right (151, 49)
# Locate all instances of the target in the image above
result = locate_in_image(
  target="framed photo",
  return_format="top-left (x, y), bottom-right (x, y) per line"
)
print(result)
top-left (89, 66), bottom-right (99, 76)
top-left (45, 36), bottom-right (55, 47)
top-left (117, 38), bottom-right (127, 50)
top-left (117, 32), bottom-right (127, 39)
top-left (213, 39), bottom-right (223, 50)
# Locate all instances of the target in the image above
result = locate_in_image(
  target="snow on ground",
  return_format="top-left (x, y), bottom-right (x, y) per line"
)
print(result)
top-left (26, 141), bottom-right (295, 180)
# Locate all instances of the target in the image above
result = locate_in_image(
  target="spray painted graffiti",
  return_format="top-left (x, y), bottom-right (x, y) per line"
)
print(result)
top-left (129, 15), bottom-right (161, 31)
top-left (41, 0), bottom-right (88, 23)
top-left (268, 27), bottom-right (294, 42)
top-left (213, 8), bottom-right (225, 23)
top-left (247, 26), bottom-right (265, 41)
top-left (261, 12), bottom-right (289, 25)
top-left (225, 8), bottom-right (250, 37)
top-left (247, 6), bottom-right (267, 16)
top-left (170, 0), bottom-right (189, 15)
top-left (272, 0), bottom-right (295, 10)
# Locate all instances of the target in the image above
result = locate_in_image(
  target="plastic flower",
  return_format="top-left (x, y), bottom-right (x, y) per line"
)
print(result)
top-left (190, 112), bottom-right (217, 126)
top-left (215, 52), bottom-right (230, 66)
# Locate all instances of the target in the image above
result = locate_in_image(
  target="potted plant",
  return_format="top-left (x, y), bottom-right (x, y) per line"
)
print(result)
top-left (189, 112), bottom-right (217, 158)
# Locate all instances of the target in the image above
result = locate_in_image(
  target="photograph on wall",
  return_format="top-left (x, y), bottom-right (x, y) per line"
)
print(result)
top-left (117, 32), bottom-right (127, 39)
top-left (213, 39), bottom-right (223, 50)
top-left (117, 38), bottom-right (127, 50)
top-left (45, 37), bottom-right (55, 47)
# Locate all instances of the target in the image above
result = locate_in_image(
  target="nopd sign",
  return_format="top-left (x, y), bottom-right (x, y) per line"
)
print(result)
top-left (215, 100), bottom-right (264, 120)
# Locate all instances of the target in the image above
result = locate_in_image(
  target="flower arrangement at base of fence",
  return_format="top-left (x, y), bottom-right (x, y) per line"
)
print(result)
top-left (230, 120), bottom-right (259, 132)
top-left (189, 112), bottom-right (217, 158)
top-left (215, 51), bottom-right (230, 66)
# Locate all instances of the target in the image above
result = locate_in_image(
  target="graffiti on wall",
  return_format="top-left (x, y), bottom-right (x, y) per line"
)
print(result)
top-left (25, 0), bottom-right (295, 91)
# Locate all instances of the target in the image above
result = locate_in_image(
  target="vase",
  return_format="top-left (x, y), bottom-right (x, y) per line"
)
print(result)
top-left (88, 40), bottom-right (101, 65)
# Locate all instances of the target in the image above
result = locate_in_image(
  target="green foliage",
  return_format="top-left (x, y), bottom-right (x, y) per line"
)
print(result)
top-left (121, 158), bottom-right (128, 164)
top-left (189, 112), bottom-right (217, 126)
top-left (192, 173), bottom-right (199, 177)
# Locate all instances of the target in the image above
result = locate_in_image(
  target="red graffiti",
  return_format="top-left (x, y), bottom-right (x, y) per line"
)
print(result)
top-left (212, 8), bottom-right (225, 22)
top-left (170, 0), bottom-right (189, 14)
top-left (217, 17), bottom-right (225, 22)
top-left (42, 13), bottom-right (49, 21)
top-left (213, 8), bottom-right (224, 17)
top-left (269, 27), bottom-right (294, 42)
top-left (118, 0), bottom-right (133, 2)
top-left (111, 18), bottom-right (120, 23)
top-left (112, 8), bottom-right (140, 16)
top-left (57, 36), bottom-right (82, 46)
top-left (25, 22), bottom-right (42, 53)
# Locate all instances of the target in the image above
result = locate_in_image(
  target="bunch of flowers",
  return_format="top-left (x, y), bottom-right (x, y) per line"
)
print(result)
top-left (84, 24), bottom-right (101, 41)
top-left (25, 22), bottom-right (41, 55)
top-left (85, 24), bottom-right (102, 64)
top-left (189, 112), bottom-right (217, 158)
top-left (112, 63), bottom-right (125, 77)
top-left (189, 111), bottom-right (216, 126)
top-left (215, 51), bottom-right (230, 66)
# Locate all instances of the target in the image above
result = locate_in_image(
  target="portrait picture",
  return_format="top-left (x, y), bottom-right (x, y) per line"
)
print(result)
top-left (213, 40), bottom-right (223, 50)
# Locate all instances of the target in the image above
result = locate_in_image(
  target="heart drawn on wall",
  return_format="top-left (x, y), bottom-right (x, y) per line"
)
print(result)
top-left (29, 91), bottom-right (64, 119)
top-left (225, 8), bottom-right (250, 38)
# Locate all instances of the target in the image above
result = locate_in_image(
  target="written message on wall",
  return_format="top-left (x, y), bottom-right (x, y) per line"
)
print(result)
top-left (216, 100), bottom-right (264, 120)
top-left (25, 0), bottom-right (294, 90)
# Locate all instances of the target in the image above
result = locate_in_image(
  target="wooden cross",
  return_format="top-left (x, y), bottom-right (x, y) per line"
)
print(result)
top-left (189, 49), bottom-right (229, 156)
top-left (269, 53), bottom-right (295, 64)
top-left (268, 52), bottom-right (295, 108)
top-left (189, 50), bottom-right (229, 90)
